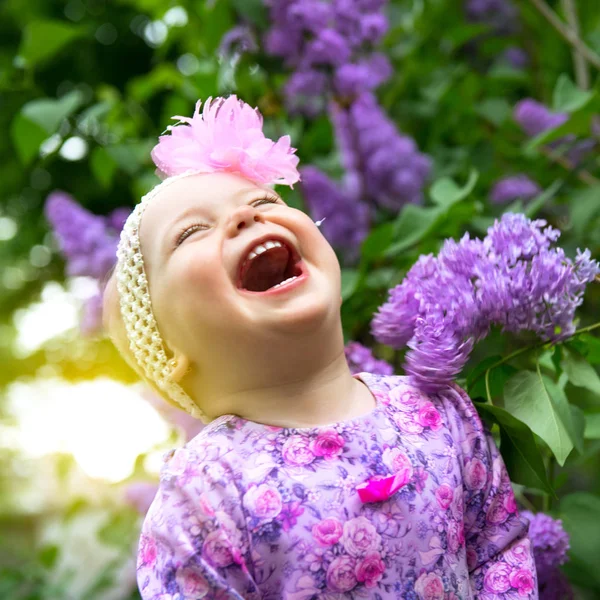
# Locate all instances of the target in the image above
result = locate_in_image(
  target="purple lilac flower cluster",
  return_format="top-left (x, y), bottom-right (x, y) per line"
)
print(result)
top-left (300, 166), bottom-right (370, 261)
top-left (514, 98), bottom-right (597, 166)
top-left (521, 511), bottom-right (572, 599)
top-left (464, 0), bottom-right (519, 35)
top-left (261, 1), bottom-right (431, 257)
top-left (464, 0), bottom-right (529, 71)
top-left (344, 341), bottom-right (394, 376)
top-left (264, 0), bottom-right (391, 115)
top-left (45, 190), bottom-right (129, 335)
top-left (490, 174), bottom-right (541, 204)
top-left (371, 213), bottom-right (600, 392)
top-left (331, 94), bottom-right (432, 209)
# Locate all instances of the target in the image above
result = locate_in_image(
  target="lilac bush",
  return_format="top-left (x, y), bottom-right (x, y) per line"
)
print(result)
top-left (45, 191), bottom-right (118, 280)
top-left (331, 94), bottom-right (432, 210)
top-left (45, 191), bottom-right (129, 334)
top-left (514, 98), bottom-right (597, 166)
top-left (490, 175), bottom-right (541, 204)
top-left (521, 511), bottom-right (572, 598)
top-left (372, 213), bottom-right (600, 392)
top-left (300, 166), bottom-right (370, 261)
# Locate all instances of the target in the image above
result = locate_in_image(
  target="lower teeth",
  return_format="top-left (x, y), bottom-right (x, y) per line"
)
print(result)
top-left (272, 276), bottom-right (298, 289)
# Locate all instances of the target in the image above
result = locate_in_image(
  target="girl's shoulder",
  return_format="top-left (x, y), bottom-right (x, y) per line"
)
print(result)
top-left (159, 415), bottom-right (246, 484)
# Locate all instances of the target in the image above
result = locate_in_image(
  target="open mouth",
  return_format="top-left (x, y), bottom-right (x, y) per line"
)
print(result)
top-left (237, 239), bottom-right (304, 292)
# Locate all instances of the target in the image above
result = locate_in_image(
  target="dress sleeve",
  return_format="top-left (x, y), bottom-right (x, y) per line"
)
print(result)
top-left (136, 445), bottom-right (260, 600)
top-left (441, 385), bottom-right (539, 600)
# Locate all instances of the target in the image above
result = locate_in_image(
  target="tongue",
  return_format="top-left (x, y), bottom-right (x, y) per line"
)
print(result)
top-left (241, 247), bottom-right (290, 292)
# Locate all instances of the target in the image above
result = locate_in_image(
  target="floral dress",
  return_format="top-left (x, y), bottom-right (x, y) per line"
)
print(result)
top-left (137, 373), bottom-right (538, 599)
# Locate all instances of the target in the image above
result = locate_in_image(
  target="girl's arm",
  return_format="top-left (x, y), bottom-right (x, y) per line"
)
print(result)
top-left (443, 385), bottom-right (539, 600)
top-left (136, 446), bottom-right (260, 600)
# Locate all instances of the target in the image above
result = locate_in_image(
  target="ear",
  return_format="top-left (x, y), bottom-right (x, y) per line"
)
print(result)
top-left (167, 348), bottom-right (191, 383)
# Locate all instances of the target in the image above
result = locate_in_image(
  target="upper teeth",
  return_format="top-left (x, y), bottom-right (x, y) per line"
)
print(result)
top-left (245, 239), bottom-right (283, 261)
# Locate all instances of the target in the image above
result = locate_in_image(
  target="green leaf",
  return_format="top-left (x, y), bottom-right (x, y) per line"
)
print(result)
top-left (475, 98), bottom-right (512, 127)
top-left (559, 493), bottom-right (600, 588)
top-left (90, 147), bottom-right (118, 189)
top-left (467, 356), bottom-right (517, 401)
top-left (341, 269), bottom-right (359, 301)
top-left (524, 179), bottom-right (564, 218)
top-left (10, 114), bottom-right (48, 165)
top-left (231, 0), bottom-right (268, 27)
top-left (503, 368), bottom-right (573, 465)
top-left (584, 413), bottom-right (600, 439)
top-left (543, 375), bottom-right (585, 455)
top-left (361, 222), bottom-right (395, 260)
top-left (21, 90), bottom-right (84, 135)
top-left (37, 544), bottom-right (59, 569)
top-left (106, 141), bottom-right (154, 175)
top-left (386, 205), bottom-right (443, 256)
top-left (569, 186), bottom-right (600, 237)
top-left (552, 74), bottom-right (596, 113)
top-left (475, 403), bottom-right (553, 493)
top-left (18, 20), bottom-right (84, 68)
top-left (561, 347), bottom-right (600, 396)
top-left (429, 169), bottom-right (478, 208)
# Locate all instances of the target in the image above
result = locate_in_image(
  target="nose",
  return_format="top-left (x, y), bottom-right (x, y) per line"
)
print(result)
top-left (226, 205), bottom-right (266, 237)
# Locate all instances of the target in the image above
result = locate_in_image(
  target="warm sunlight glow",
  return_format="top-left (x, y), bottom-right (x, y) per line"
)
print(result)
top-left (13, 278), bottom-right (99, 356)
top-left (5, 378), bottom-right (171, 482)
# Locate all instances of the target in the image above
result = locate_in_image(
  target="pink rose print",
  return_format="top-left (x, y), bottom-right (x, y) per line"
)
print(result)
top-left (388, 387), bottom-right (423, 412)
top-left (341, 516), bottom-right (382, 557)
top-left (486, 495), bottom-right (509, 525)
top-left (509, 568), bottom-right (535, 596)
top-left (310, 429), bottom-right (345, 461)
top-left (382, 447), bottom-right (414, 480)
top-left (483, 562), bottom-right (512, 594)
top-left (312, 518), bottom-right (344, 546)
top-left (504, 492), bottom-right (517, 514)
top-left (355, 550), bottom-right (386, 588)
top-left (446, 520), bottom-right (465, 554)
top-left (282, 435), bottom-right (315, 466)
top-left (326, 555), bottom-right (358, 593)
top-left (464, 458), bottom-right (487, 491)
top-left (417, 402), bottom-right (443, 431)
top-left (202, 530), bottom-right (237, 567)
top-left (175, 566), bottom-right (210, 597)
top-left (435, 484), bottom-right (454, 510)
top-left (138, 534), bottom-right (157, 567)
top-left (414, 572), bottom-right (445, 600)
top-left (505, 540), bottom-right (532, 567)
top-left (393, 411), bottom-right (424, 435)
top-left (243, 484), bottom-right (282, 521)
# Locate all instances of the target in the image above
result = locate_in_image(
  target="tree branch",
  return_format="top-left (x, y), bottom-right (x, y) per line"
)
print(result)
top-left (527, 0), bottom-right (600, 72)
top-left (560, 0), bottom-right (590, 89)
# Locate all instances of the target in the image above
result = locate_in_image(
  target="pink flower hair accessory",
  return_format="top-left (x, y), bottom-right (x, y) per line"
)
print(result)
top-left (151, 95), bottom-right (300, 186)
top-left (357, 471), bottom-right (411, 503)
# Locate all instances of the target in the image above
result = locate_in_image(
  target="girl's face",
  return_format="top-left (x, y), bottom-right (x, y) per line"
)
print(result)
top-left (138, 172), bottom-right (342, 377)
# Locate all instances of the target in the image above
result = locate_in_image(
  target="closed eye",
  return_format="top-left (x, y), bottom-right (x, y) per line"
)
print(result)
top-left (174, 223), bottom-right (209, 248)
top-left (174, 195), bottom-right (281, 248)
top-left (251, 195), bottom-right (281, 207)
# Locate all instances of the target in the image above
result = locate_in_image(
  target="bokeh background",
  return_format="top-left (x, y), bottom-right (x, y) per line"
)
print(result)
top-left (1, 0), bottom-right (600, 598)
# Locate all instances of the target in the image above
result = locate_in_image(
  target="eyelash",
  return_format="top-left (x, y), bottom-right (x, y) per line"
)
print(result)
top-left (174, 195), bottom-right (280, 247)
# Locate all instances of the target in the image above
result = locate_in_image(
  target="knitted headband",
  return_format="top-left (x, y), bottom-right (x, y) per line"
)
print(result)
top-left (115, 96), bottom-right (300, 421)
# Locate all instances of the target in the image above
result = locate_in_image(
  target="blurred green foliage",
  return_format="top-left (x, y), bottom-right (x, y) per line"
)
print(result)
top-left (1, 0), bottom-right (600, 598)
